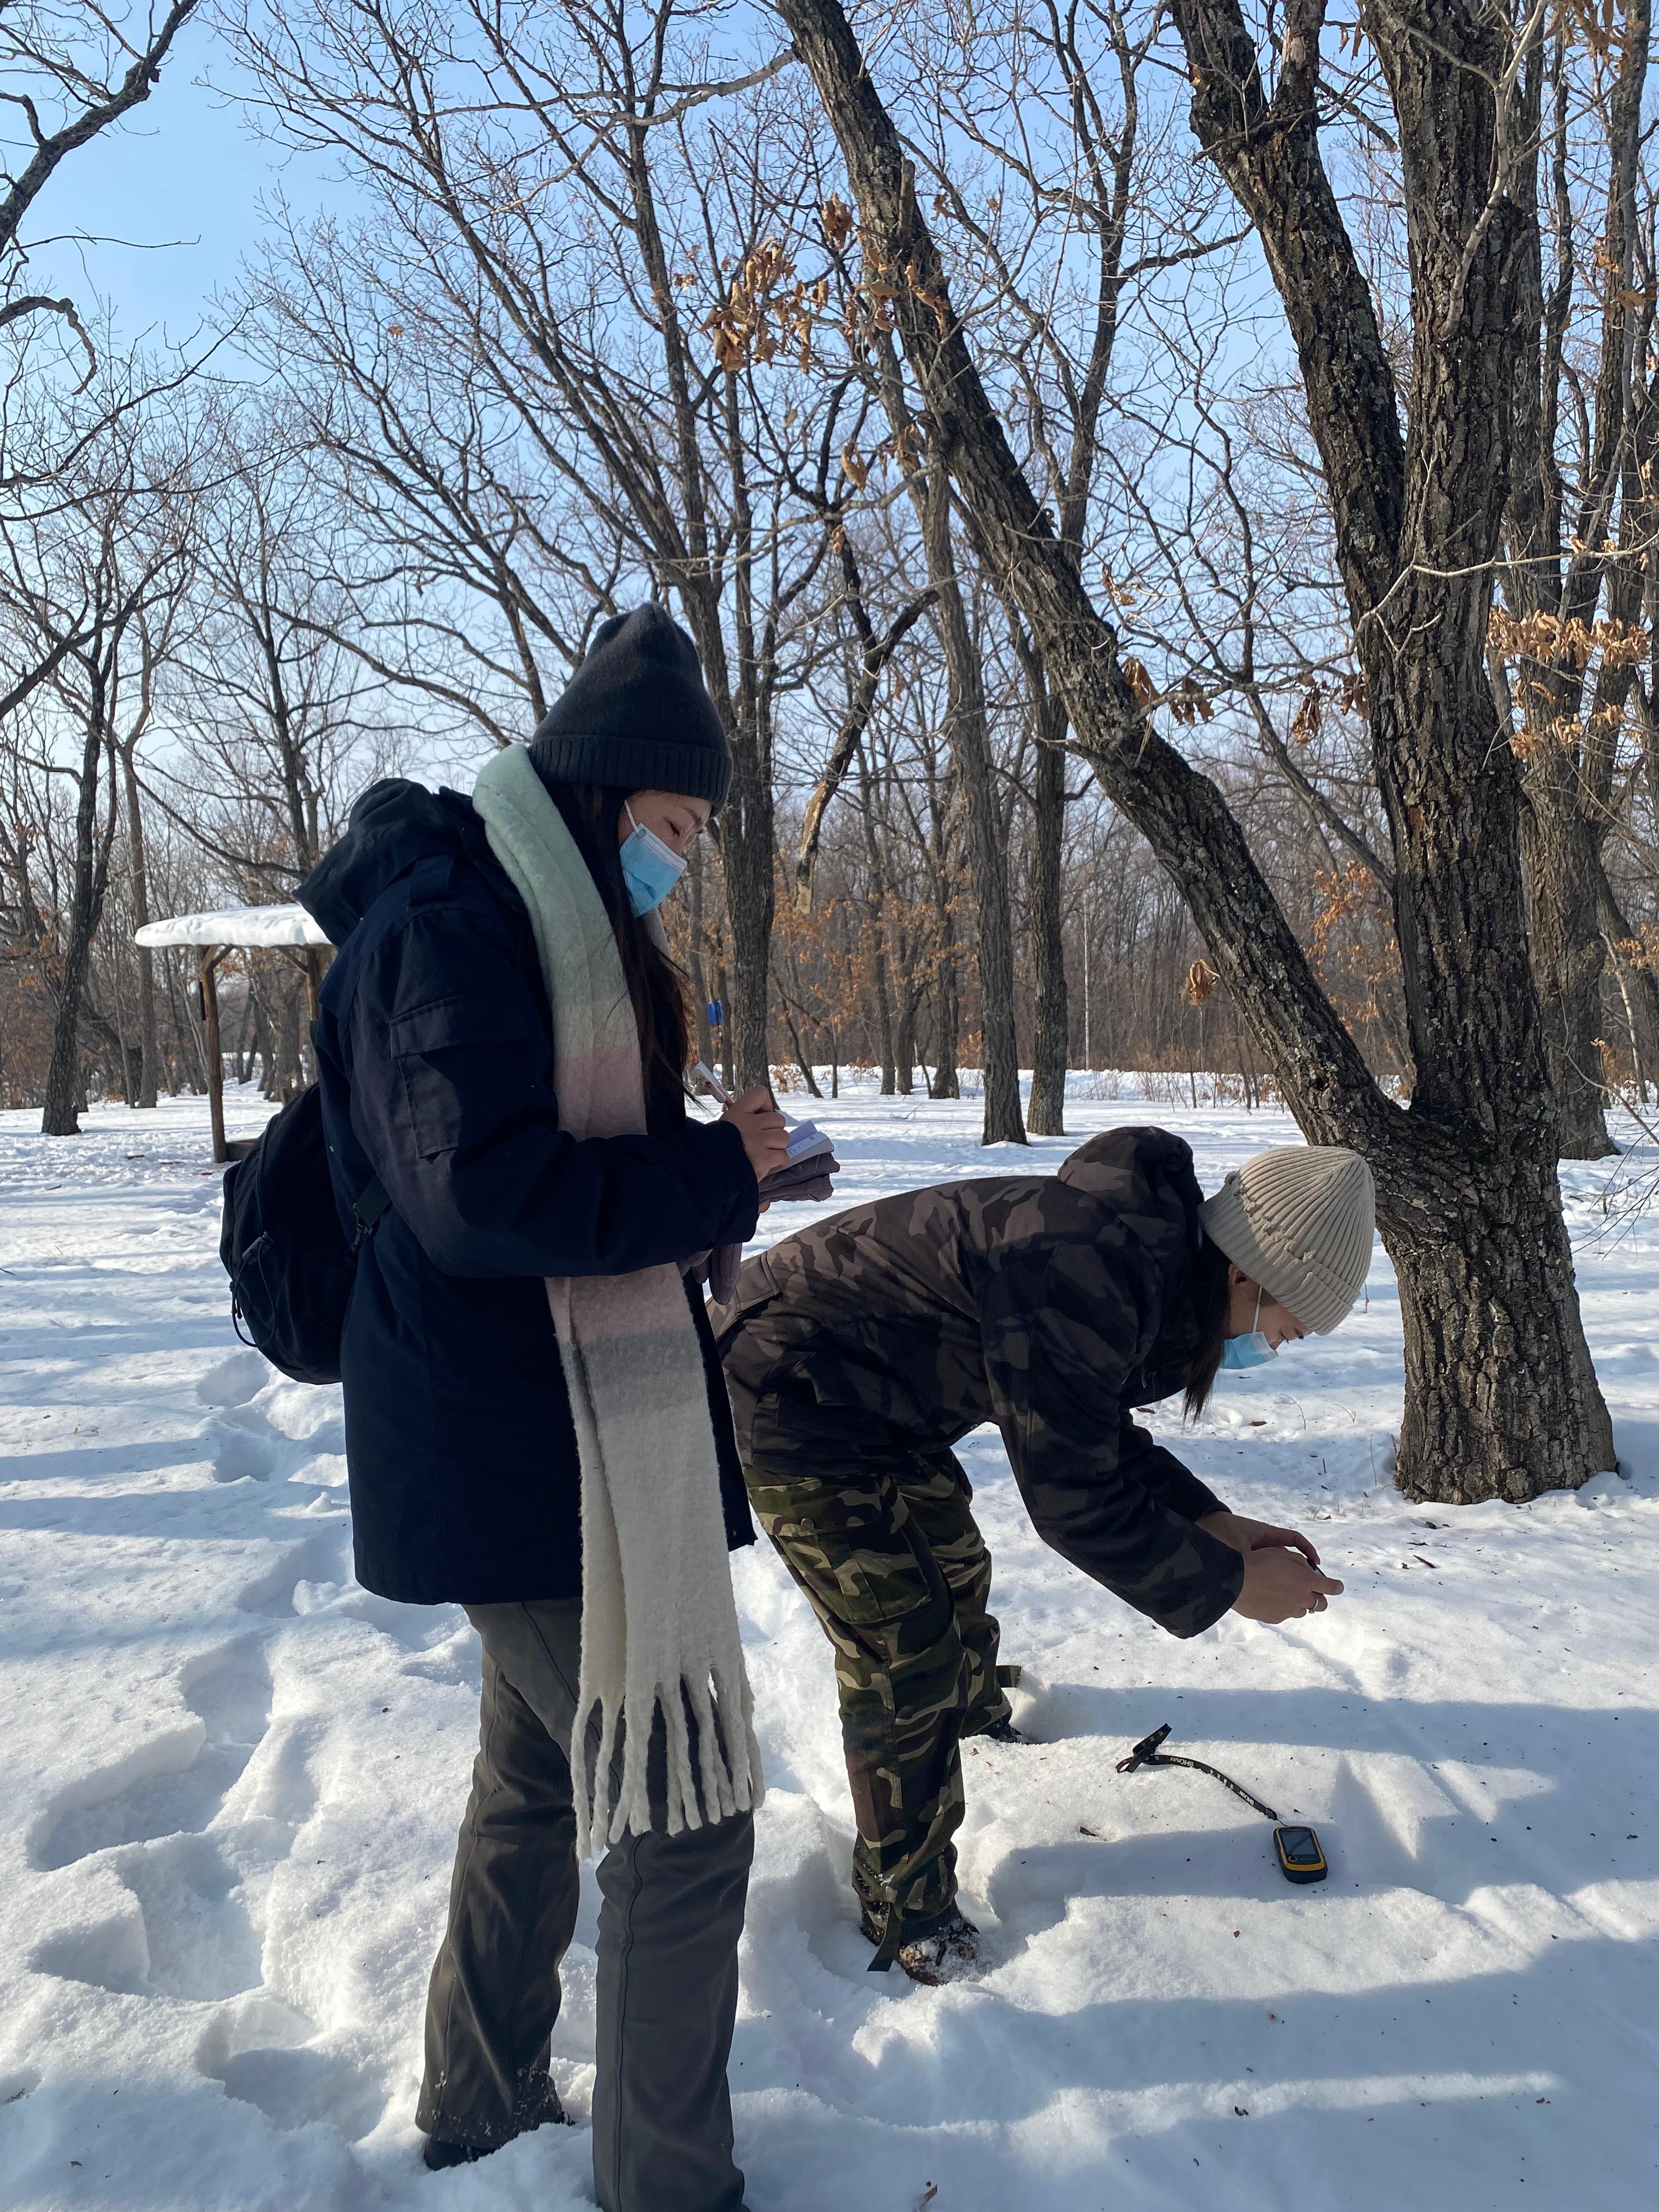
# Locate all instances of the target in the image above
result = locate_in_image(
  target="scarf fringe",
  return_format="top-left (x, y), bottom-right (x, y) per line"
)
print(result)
top-left (569, 1664), bottom-right (764, 1857)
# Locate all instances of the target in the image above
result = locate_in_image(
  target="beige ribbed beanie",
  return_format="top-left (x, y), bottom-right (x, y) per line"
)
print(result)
top-left (1199, 1146), bottom-right (1375, 1334)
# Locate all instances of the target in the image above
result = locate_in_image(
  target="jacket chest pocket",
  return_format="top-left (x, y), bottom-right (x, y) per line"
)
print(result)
top-left (388, 994), bottom-right (535, 1158)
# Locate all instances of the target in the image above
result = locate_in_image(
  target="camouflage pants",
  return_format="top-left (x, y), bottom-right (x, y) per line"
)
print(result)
top-left (744, 1428), bottom-right (1011, 1945)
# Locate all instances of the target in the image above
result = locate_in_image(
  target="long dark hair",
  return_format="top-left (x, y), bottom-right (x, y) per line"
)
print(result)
top-left (548, 780), bottom-right (692, 1133)
top-left (1183, 1236), bottom-right (1234, 1422)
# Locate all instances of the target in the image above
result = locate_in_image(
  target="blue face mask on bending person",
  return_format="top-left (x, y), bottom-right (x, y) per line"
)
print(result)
top-left (619, 800), bottom-right (689, 916)
top-left (1220, 1284), bottom-right (1277, 1372)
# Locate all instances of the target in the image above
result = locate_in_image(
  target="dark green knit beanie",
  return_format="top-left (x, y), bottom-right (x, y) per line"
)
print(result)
top-left (527, 603), bottom-right (732, 810)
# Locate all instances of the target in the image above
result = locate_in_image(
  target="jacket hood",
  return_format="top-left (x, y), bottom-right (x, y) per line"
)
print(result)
top-left (299, 779), bottom-right (495, 943)
top-left (1057, 1128), bottom-right (1210, 1402)
top-left (1056, 1126), bottom-right (1205, 1254)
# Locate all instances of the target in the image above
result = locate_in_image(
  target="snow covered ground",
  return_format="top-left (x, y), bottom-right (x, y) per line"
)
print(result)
top-left (1, 1079), bottom-right (1655, 2211)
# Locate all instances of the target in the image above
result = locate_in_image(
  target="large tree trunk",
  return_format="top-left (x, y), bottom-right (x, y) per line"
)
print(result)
top-left (715, 961), bottom-right (734, 1093)
top-left (1027, 690), bottom-right (1069, 1136)
top-left (1517, 788), bottom-right (1616, 1157)
top-left (857, 746), bottom-right (899, 1094)
top-left (1494, 9), bottom-right (1647, 1165)
top-left (894, 979), bottom-right (917, 1095)
top-left (41, 951), bottom-right (91, 1133)
top-left (915, 469), bottom-right (1024, 1142)
top-left (930, 934), bottom-right (961, 1099)
top-left (41, 705), bottom-right (116, 1136)
top-left (1389, 1139), bottom-right (1613, 1499)
top-left (686, 840), bottom-right (714, 1071)
top-left (624, 111), bottom-right (776, 1093)
top-left (119, 745), bottom-right (160, 1109)
top-left (720, 746), bottom-right (776, 1091)
top-left (1595, 860), bottom-right (1659, 1093)
top-left (778, 0), bottom-right (1615, 1505)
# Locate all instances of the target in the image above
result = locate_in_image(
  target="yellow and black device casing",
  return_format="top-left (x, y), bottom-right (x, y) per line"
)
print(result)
top-left (1273, 1825), bottom-right (1328, 1884)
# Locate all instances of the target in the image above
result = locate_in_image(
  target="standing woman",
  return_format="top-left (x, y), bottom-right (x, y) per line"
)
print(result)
top-left (301, 606), bottom-right (786, 2210)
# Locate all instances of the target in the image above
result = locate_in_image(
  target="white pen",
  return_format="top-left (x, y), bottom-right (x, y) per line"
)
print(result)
top-left (692, 1058), bottom-right (733, 1105)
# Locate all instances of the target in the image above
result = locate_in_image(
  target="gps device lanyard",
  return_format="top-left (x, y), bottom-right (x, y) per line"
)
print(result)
top-left (1115, 1723), bottom-right (1280, 1822)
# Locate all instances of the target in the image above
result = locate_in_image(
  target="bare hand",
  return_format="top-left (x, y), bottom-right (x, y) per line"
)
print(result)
top-left (722, 1085), bottom-right (790, 1185)
top-left (1229, 1544), bottom-right (1345, 1623)
top-left (1198, 1510), bottom-right (1322, 1569)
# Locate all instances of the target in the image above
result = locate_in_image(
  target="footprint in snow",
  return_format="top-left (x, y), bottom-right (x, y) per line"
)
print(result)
top-left (196, 1351), bottom-right (271, 1409)
top-left (195, 1994), bottom-right (383, 2141)
top-left (26, 1637), bottom-right (351, 2135)
top-left (206, 1417), bottom-right (279, 1484)
top-left (30, 1641), bottom-right (275, 1871)
top-left (233, 1526), bottom-right (352, 1616)
top-left (32, 1833), bottom-right (264, 2000)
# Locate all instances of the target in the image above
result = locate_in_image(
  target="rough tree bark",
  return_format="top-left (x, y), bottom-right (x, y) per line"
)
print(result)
top-left (1498, 8), bottom-right (1651, 1159)
top-left (1005, 624), bottom-right (1070, 1134)
top-left (855, 741), bottom-right (899, 1093)
top-left (621, 109), bottom-right (784, 1093)
top-left (917, 466), bottom-right (1024, 1140)
top-left (871, 328), bottom-right (1024, 1142)
top-left (777, 0), bottom-right (1616, 1503)
top-left (42, 676), bottom-right (120, 1135)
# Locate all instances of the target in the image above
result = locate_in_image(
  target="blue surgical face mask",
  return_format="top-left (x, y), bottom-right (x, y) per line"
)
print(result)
top-left (1221, 1285), bottom-right (1277, 1372)
top-left (619, 801), bottom-right (688, 916)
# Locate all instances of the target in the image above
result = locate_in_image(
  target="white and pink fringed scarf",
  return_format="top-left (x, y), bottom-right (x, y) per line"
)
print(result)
top-left (472, 741), bottom-right (763, 1853)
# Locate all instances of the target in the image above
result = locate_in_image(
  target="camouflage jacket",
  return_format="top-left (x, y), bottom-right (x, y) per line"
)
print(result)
top-left (715, 1126), bottom-right (1245, 1638)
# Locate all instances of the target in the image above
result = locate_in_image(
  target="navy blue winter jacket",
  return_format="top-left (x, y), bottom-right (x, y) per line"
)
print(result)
top-left (299, 778), bottom-right (760, 1605)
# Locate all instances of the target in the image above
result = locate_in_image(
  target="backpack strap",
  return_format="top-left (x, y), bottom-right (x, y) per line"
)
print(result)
top-left (408, 852), bottom-right (453, 907)
top-left (320, 847), bottom-right (460, 1247)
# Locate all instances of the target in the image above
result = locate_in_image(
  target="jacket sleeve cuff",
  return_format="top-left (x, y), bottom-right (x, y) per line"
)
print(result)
top-left (689, 1115), bottom-right (760, 1246)
top-left (1167, 1534), bottom-right (1246, 1637)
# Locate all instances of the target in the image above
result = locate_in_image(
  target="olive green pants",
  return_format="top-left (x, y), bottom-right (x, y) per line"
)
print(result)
top-left (744, 1427), bottom-right (1009, 1949)
top-left (418, 1599), bottom-right (752, 2212)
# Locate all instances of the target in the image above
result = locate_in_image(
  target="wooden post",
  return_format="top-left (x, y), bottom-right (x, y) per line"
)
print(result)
top-left (200, 948), bottom-right (227, 1164)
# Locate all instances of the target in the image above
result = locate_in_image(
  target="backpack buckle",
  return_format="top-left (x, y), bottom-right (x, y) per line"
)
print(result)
top-left (351, 1178), bottom-right (391, 1247)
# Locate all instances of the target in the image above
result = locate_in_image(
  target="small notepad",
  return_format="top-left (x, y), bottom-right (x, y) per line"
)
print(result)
top-left (784, 1119), bottom-right (835, 1165)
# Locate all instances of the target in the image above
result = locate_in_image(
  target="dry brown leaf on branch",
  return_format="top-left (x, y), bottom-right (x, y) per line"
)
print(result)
top-left (1291, 686), bottom-right (1323, 742)
top-left (1556, 0), bottom-right (1622, 60)
top-left (1171, 675), bottom-right (1213, 725)
top-left (1182, 958), bottom-right (1220, 1006)
top-left (1121, 656), bottom-right (1158, 709)
top-left (1489, 604), bottom-right (1649, 672)
top-left (821, 193), bottom-right (854, 251)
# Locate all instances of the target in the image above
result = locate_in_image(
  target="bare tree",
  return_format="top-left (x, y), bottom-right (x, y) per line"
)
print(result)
top-left (0, 393), bottom-right (192, 1131)
top-left (228, 0), bottom-right (836, 1086)
top-left (778, 0), bottom-right (1616, 1506)
top-left (0, 0), bottom-right (204, 365)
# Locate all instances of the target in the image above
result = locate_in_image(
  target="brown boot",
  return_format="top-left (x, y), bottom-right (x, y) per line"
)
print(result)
top-left (885, 1910), bottom-right (981, 1985)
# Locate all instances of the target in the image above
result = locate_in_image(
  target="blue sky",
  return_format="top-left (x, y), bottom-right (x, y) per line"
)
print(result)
top-left (20, 33), bottom-right (335, 349)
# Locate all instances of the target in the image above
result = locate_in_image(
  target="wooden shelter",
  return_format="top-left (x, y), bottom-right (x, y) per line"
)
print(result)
top-left (134, 905), bottom-right (331, 1163)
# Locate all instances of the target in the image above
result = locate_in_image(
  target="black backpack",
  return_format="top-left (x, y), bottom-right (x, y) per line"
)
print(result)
top-left (219, 1083), bottom-right (389, 1385)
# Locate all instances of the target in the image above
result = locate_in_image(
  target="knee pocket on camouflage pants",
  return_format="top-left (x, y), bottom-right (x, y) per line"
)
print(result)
top-left (746, 1443), bottom-right (982, 1930)
top-left (751, 1466), bottom-right (953, 1637)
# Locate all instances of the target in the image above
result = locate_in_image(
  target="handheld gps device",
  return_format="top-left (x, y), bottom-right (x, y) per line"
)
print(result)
top-left (1116, 1723), bottom-right (1329, 1886)
top-left (1272, 1824), bottom-right (1328, 1884)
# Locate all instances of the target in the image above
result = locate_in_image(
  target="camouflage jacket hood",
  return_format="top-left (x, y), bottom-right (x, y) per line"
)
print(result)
top-left (716, 1126), bottom-right (1245, 1639)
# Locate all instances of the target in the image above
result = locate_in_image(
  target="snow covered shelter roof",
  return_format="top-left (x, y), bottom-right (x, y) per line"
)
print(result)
top-left (134, 904), bottom-right (330, 950)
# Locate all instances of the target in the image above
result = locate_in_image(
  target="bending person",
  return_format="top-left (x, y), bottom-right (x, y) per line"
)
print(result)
top-left (714, 1127), bottom-right (1373, 1983)
top-left (303, 605), bottom-right (786, 2210)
